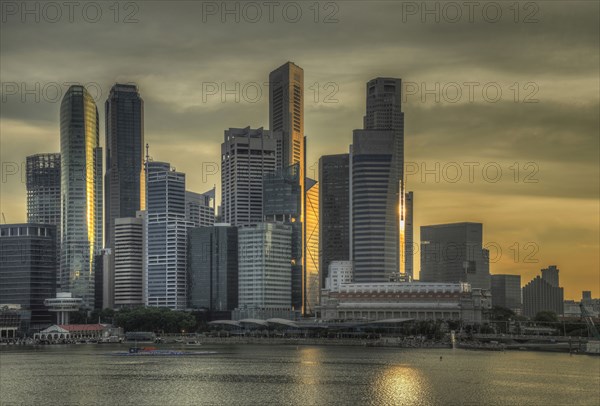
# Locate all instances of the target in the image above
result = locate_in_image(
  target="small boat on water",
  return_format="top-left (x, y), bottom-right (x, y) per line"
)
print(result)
top-left (111, 346), bottom-right (216, 356)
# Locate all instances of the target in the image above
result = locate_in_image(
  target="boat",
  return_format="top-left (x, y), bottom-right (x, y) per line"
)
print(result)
top-left (110, 346), bottom-right (217, 356)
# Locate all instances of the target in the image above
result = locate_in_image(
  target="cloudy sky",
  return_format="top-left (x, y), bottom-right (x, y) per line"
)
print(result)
top-left (1, 1), bottom-right (598, 299)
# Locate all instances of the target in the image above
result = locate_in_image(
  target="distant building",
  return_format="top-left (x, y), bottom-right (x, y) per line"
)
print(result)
top-left (114, 213), bottom-right (145, 308)
top-left (44, 292), bottom-right (82, 325)
top-left (304, 178), bottom-right (319, 315)
top-left (420, 222), bottom-right (491, 290)
top-left (145, 160), bottom-right (193, 310)
top-left (186, 188), bottom-right (215, 227)
top-left (325, 261), bottom-right (353, 291)
top-left (319, 154), bottom-right (350, 287)
top-left (403, 191), bottom-right (414, 280)
top-left (234, 223), bottom-right (292, 320)
top-left (320, 281), bottom-right (490, 324)
top-left (491, 274), bottom-right (522, 314)
top-left (220, 127), bottom-right (277, 226)
top-left (522, 266), bottom-right (564, 318)
top-left (187, 224), bottom-right (238, 317)
top-left (0, 224), bottom-right (57, 329)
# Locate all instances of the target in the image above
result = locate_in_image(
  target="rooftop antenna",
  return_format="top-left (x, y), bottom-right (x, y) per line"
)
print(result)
top-left (145, 143), bottom-right (150, 162)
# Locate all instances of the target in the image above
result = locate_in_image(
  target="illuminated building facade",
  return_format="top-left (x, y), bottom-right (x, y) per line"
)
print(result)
top-left (60, 85), bottom-right (102, 309)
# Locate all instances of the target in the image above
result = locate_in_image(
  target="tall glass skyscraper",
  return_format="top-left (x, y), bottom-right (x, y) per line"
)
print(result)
top-left (60, 85), bottom-right (102, 309)
top-left (351, 78), bottom-right (404, 282)
top-left (104, 83), bottom-right (145, 252)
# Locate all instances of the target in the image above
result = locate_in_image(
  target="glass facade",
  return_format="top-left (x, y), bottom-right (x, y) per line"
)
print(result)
top-left (0, 224), bottom-right (57, 328)
top-left (60, 85), bottom-right (102, 309)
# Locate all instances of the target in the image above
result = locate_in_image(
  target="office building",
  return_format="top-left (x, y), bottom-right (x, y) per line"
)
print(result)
top-left (26, 153), bottom-right (61, 239)
top-left (523, 266), bottom-right (564, 317)
top-left (60, 85), bottom-right (102, 309)
top-left (185, 188), bottom-right (215, 227)
top-left (491, 274), bottom-right (522, 314)
top-left (145, 160), bottom-right (192, 310)
top-left (350, 77), bottom-right (404, 282)
top-left (403, 191), bottom-right (414, 280)
top-left (187, 224), bottom-right (238, 317)
top-left (114, 213), bottom-right (145, 308)
top-left (263, 164), bottom-right (303, 312)
top-left (420, 222), bottom-right (491, 290)
top-left (220, 127), bottom-right (277, 226)
top-left (304, 179), bottom-right (319, 315)
top-left (0, 224), bottom-right (57, 329)
top-left (319, 154), bottom-right (350, 287)
top-left (104, 84), bottom-right (144, 308)
top-left (234, 223), bottom-right (292, 320)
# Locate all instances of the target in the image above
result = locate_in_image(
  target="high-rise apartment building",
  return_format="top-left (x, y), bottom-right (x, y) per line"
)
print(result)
top-left (187, 224), bottom-right (238, 317)
top-left (420, 222), bottom-right (491, 290)
top-left (350, 78), bottom-right (404, 282)
top-left (114, 213), bottom-right (145, 308)
top-left (220, 127), bottom-right (277, 226)
top-left (319, 154), bottom-right (350, 288)
top-left (185, 188), bottom-right (215, 227)
top-left (0, 224), bottom-right (57, 329)
top-left (491, 274), bottom-right (522, 314)
top-left (60, 85), bottom-right (102, 309)
top-left (235, 222), bottom-right (292, 320)
top-left (145, 160), bottom-right (192, 310)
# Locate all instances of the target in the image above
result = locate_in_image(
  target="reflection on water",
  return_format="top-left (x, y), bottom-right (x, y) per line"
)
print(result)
top-left (372, 365), bottom-right (432, 405)
top-left (1, 345), bottom-right (599, 405)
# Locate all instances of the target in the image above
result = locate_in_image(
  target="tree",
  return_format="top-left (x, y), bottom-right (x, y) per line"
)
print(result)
top-left (534, 311), bottom-right (558, 323)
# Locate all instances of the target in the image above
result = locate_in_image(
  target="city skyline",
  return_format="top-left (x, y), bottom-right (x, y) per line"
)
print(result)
top-left (1, 2), bottom-right (598, 299)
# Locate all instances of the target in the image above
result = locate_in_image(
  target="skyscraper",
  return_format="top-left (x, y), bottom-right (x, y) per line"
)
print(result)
top-left (26, 153), bottom-right (61, 227)
top-left (145, 160), bottom-right (192, 310)
top-left (235, 222), bottom-right (292, 320)
top-left (0, 224), bottom-right (57, 329)
top-left (104, 84), bottom-right (144, 309)
top-left (319, 154), bottom-right (350, 287)
top-left (269, 61), bottom-right (304, 172)
top-left (350, 78), bottom-right (404, 282)
top-left (60, 85), bottom-right (102, 309)
top-left (187, 224), bottom-right (238, 317)
top-left (185, 188), bottom-right (215, 227)
top-left (114, 213), bottom-right (145, 308)
top-left (26, 153), bottom-right (61, 283)
top-left (220, 127), bottom-right (277, 226)
top-left (420, 222), bottom-right (491, 290)
top-left (263, 164), bottom-right (303, 312)
top-left (403, 191), bottom-right (414, 280)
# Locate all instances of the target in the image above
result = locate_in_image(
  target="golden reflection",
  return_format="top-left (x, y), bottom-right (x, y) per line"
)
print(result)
top-left (372, 365), bottom-right (429, 405)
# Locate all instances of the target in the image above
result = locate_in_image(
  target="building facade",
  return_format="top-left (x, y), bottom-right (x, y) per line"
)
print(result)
top-left (26, 153), bottom-right (61, 234)
top-left (325, 261), bottom-right (354, 291)
top-left (491, 274), bottom-right (522, 314)
top-left (420, 222), bottom-right (491, 290)
top-left (235, 223), bottom-right (292, 319)
top-left (304, 179), bottom-right (319, 315)
top-left (523, 266), bottom-right (564, 317)
top-left (0, 224), bottom-right (57, 329)
top-left (350, 78), bottom-right (404, 283)
top-left (319, 154), bottom-right (350, 287)
top-left (60, 85), bottom-right (102, 309)
top-left (186, 188), bottom-right (215, 227)
top-left (320, 281), bottom-right (490, 324)
top-left (220, 127), bottom-right (277, 226)
top-left (114, 214), bottom-right (145, 308)
top-left (187, 225), bottom-right (238, 316)
top-left (145, 161), bottom-right (192, 310)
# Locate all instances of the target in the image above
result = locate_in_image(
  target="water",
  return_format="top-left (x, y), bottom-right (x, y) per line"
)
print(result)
top-left (1, 344), bottom-right (599, 405)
